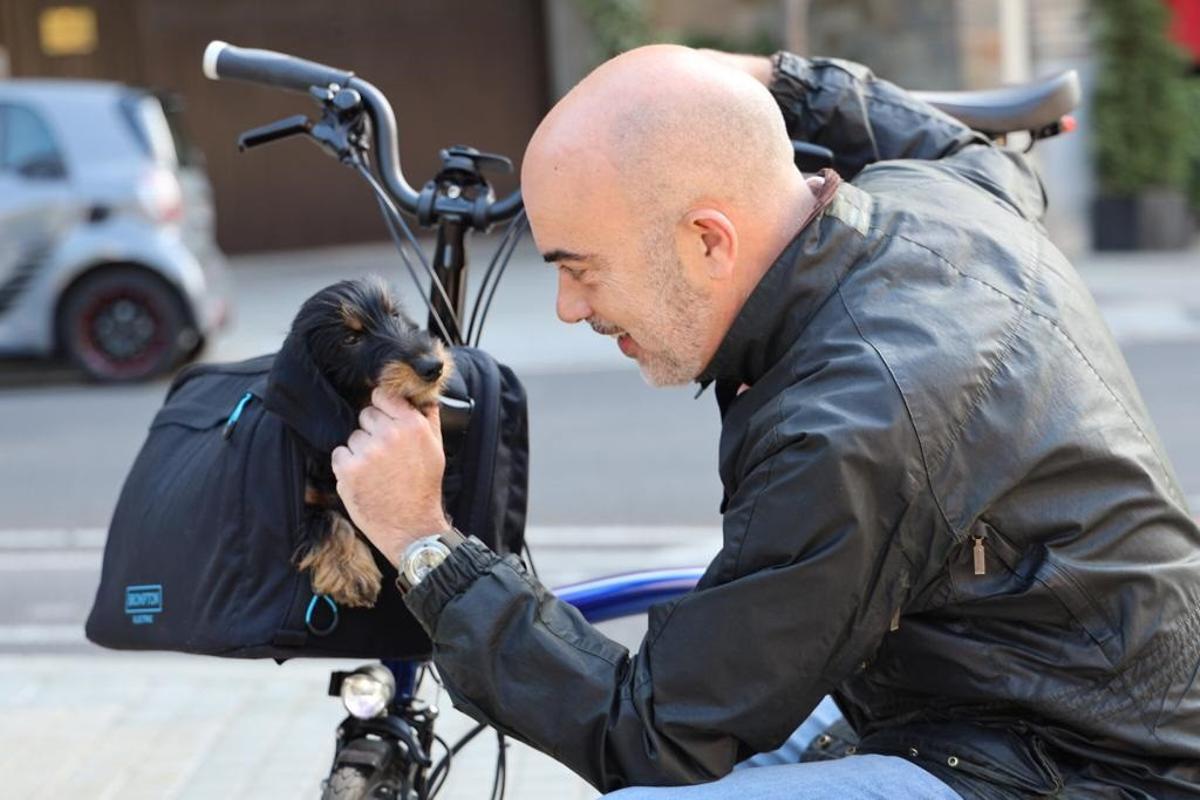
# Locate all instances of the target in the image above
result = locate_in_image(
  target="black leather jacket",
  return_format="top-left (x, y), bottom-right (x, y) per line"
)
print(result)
top-left (404, 54), bottom-right (1200, 798)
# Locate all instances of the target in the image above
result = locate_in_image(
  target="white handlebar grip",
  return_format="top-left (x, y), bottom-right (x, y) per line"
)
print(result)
top-left (202, 40), bottom-right (229, 80)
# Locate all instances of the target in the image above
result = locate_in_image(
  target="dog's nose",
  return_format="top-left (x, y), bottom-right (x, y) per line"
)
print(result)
top-left (414, 356), bottom-right (444, 382)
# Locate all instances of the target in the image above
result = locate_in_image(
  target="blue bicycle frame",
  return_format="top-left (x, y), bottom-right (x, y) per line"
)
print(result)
top-left (555, 567), bottom-right (705, 623)
top-left (386, 566), bottom-right (704, 698)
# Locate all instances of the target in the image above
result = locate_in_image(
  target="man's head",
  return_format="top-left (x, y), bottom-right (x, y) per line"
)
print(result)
top-left (522, 44), bottom-right (813, 386)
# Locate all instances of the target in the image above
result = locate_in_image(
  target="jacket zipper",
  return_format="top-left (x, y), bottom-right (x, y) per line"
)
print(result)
top-left (972, 535), bottom-right (987, 576)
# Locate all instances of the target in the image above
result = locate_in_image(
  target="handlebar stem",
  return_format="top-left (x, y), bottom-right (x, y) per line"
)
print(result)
top-left (429, 215), bottom-right (468, 344)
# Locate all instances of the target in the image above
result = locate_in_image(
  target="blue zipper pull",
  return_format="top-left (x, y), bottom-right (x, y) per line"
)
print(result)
top-left (222, 391), bottom-right (254, 441)
top-left (305, 594), bottom-right (339, 636)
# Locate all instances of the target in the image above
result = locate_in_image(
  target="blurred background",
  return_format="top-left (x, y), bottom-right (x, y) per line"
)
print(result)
top-left (0, 1), bottom-right (1197, 798)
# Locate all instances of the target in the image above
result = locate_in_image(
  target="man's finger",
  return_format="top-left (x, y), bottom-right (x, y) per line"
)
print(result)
top-left (371, 386), bottom-right (413, 418)
top-left (347, 428), bottom-right (372, 455)
top-left (359, 405), bottom-right (391, 434)
top-left (331, 445), bottom-right (351, 475)
top-left (420, 402), bottom-right (442, 437)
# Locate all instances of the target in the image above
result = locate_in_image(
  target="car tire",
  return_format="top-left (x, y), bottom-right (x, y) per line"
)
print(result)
top-left (58, 266), bottom-right (194, 383)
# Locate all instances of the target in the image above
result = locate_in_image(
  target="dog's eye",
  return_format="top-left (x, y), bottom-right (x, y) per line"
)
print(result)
top-left (342, 332), bottom-right (362, 345)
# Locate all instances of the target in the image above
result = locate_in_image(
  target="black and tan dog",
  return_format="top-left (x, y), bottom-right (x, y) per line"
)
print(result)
top-left (281, 277), bottom-right (451, 608)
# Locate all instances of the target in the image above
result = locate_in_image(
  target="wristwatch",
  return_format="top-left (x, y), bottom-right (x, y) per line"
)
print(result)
top-left (395, 528), bottom-right (465, 593)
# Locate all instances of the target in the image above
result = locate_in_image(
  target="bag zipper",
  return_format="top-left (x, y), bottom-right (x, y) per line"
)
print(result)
top-left (222, 391), bottom-right (255, 441)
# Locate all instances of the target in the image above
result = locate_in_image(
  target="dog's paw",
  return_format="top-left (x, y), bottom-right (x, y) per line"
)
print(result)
top-left (297, 514), bottom-right (382, 608)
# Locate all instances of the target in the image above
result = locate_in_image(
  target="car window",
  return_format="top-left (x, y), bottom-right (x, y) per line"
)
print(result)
top-left (157, 93), bottom-right (202, 168)
top-left (119, 92), bottom-right (181, 168)
top-left (0, 104), bottom-right (67, 179)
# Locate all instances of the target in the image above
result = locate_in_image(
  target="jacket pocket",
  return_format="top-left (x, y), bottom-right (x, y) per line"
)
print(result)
top-left (1034, 555), bottom-right (1121, 667)
top-left (974, 520), bottom-right (1120, 666)
top-left (946, 521), bottom-right (1027, 606)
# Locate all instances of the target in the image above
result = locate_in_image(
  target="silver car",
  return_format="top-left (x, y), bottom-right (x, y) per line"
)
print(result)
top-left (0, 79), bottom-right (229, 381)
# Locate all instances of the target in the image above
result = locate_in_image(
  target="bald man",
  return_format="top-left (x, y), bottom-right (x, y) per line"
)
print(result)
top-left (333, 47), bottom-right (1200, 799)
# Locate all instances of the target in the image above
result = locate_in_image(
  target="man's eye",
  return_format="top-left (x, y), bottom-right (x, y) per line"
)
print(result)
top-left (560, 264), bottom-right (584, 281)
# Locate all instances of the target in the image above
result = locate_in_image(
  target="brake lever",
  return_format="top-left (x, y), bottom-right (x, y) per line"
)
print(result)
top-left (441, 146), bottom-right (513, 176)
top-left (307, 87), bottom-right (370, 164)
top-left (237, 114), bottom-right (313, 152)
top-left (393, 719), bottom-right (433, 768)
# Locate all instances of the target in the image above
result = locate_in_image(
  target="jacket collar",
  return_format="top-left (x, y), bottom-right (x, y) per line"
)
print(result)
top-left (263, 332), bottom-right (360, 455)
top-left (696, 172), bottom-right (873, 390)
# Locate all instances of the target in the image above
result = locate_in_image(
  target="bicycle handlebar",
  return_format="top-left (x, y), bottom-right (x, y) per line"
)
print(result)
top-left (202, 40), bottom-right (523, 226)
top-left (203, 41), bottom-right (354, 94)
top-left (346, 78), bottom-right (422, 213)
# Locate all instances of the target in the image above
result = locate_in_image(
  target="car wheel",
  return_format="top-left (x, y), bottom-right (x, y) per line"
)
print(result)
top-left (58, 267), bottom-right (194, 382)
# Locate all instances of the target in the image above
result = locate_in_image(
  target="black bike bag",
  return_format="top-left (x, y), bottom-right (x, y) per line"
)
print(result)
top-left (84, 346), bottom-right (528, 659)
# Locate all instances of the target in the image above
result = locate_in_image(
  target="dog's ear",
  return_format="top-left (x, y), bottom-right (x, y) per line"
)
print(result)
top-left (291, 282), bottom-right (349, 336)
top-left (266, 324), bottom-right (360, 455)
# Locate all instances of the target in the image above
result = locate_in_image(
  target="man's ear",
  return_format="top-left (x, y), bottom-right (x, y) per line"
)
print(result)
top-left (681, 208), bottom-right (737, 281)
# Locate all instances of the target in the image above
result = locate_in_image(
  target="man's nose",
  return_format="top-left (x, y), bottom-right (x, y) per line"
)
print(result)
top-left (556, 272), bottom-right (592, 324)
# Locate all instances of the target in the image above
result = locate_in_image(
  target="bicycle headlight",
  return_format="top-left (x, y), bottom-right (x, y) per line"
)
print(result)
top-left (340, 664), bottom-right (396, 719)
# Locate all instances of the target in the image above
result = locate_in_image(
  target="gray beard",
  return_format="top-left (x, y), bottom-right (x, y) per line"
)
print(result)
top-left (637, 252), bottom-right (711, 387)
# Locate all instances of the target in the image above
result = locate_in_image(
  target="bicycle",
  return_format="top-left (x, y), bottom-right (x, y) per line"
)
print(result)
top-left (202, 40), bottom-right (1079, 800)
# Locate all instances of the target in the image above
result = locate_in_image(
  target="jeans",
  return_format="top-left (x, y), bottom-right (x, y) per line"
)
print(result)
top-left (602, 697), bottom-right (961, 799)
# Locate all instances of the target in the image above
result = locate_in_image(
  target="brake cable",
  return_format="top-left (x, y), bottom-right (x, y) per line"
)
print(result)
top-left (364, 180), bottom-right (454, 344)
top-left (354, 162), bottom-right (463, 343)
top-left (427, 722), bottom-right (489, 798)
top-left (466, 208), bottom-right (528, 346)
top-left (471, 212), bottom-right (529, 347)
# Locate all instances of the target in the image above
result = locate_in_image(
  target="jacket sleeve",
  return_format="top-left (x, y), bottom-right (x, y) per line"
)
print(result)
top-left (403, 341), bottom-right (943, 792)
top-left (770, 52), bottom-right (1046, 221)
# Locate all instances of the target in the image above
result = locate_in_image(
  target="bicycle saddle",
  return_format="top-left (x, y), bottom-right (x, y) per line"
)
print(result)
top-left (913, 70), bottom-right (1080, 135)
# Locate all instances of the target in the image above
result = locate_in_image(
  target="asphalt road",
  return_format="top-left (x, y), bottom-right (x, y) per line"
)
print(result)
top-left (1, 241), bottom-right (1197, 656)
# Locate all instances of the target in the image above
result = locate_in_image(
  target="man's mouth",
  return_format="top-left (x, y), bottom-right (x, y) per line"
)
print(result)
top-left (589, 320), bottom-right (637, 358)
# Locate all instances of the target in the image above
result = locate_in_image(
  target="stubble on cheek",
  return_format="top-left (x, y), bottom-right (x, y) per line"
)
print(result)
top-left (636, 292), bottom-right (712, 386)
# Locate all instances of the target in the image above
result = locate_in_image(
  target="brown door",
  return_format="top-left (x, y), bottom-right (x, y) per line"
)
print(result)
top-left (138, 0), bottom-right (549, 252)
top-left (1, 0), bottom-right (142, 84)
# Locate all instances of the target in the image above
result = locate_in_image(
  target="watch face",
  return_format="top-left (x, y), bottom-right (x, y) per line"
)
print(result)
top-left (404, 541), bottom-right (450, 587)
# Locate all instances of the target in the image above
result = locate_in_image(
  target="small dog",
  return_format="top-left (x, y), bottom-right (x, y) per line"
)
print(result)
top-left (284, 277), bottom-right (451, 607)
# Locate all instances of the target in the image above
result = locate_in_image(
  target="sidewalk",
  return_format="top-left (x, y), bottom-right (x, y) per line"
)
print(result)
top-left (0, 655), bottom-right (594, 799)
top-left (1074, 245), bottom-right (1200, 344)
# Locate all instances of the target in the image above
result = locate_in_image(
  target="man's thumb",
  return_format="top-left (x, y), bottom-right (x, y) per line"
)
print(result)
top-left (423, 401), bottom-right (442, 431)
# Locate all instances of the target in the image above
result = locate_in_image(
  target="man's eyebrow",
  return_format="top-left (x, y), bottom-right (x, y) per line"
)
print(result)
top-left (541, 248), bottom-right (595, 264)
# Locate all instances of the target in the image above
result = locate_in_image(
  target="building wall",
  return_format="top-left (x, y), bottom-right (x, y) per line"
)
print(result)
top-left (808, 0), bottom-right (963, 88)
top-left (648, 0), bottom-right (784, 49)
top-left (1028, 0), bottom-right (1093, 256)
top-left (1, 0), bottom-right (551, 253)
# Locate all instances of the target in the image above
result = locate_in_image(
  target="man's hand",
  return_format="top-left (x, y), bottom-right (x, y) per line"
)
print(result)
top-left (332, 387), bottom-right (449, 568)
top-left (695, 49), bottom-right (773, 87)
